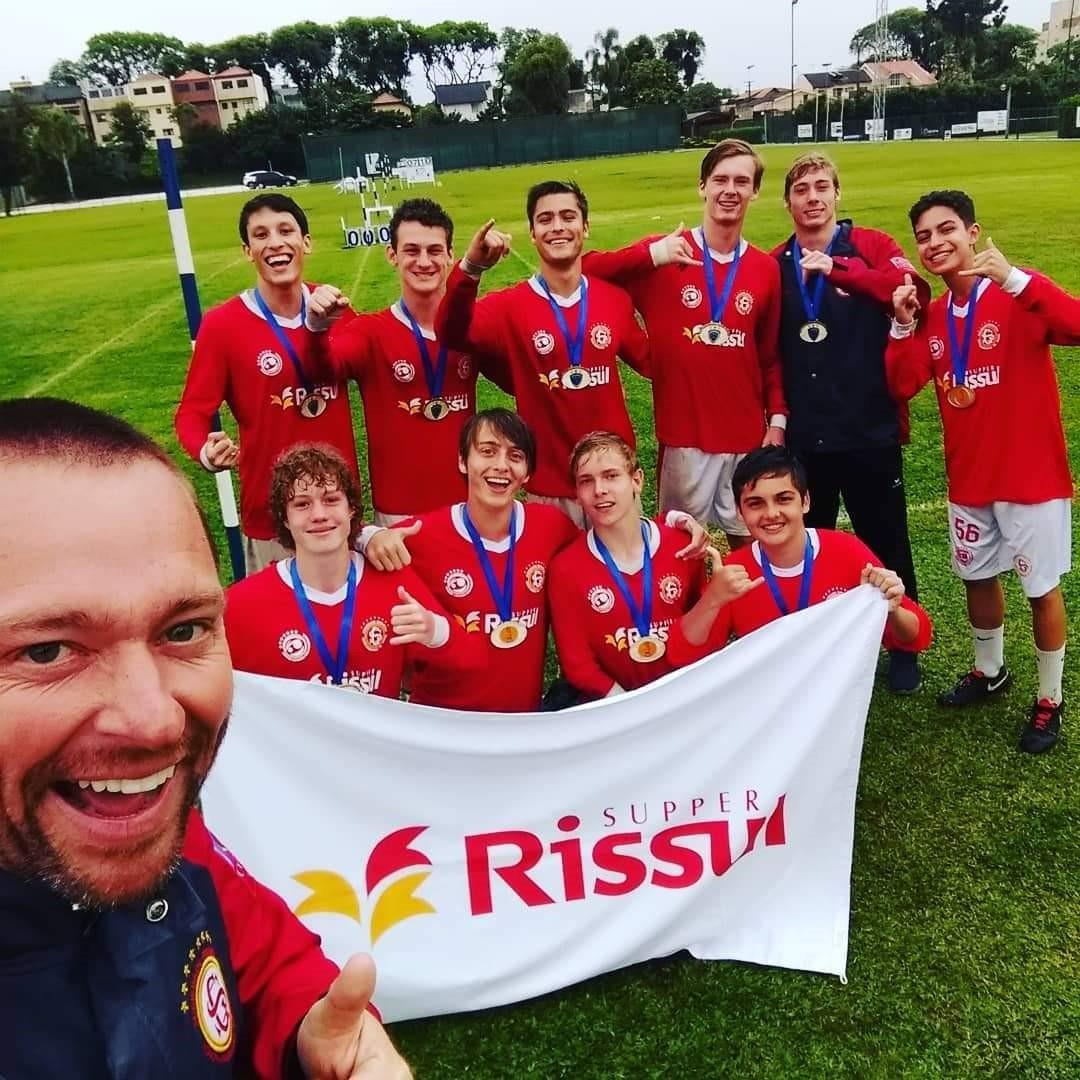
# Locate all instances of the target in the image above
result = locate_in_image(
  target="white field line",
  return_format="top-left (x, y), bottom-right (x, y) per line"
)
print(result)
top-left (25, 254), bottom-right (247, 397)
top-left (347, 241), bottom-right (377, 299)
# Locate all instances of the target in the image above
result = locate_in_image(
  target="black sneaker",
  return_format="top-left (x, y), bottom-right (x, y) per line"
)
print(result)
top-left (937, 666), bottom-right (1012, 706)
top-left (1019, 699), bottom-right (1063, 754)
top-left (887, 650), bottom-right (921, 695)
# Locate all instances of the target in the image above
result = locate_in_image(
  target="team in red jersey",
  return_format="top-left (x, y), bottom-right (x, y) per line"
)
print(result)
top-left (174, 193), bottom-right (360, 570)
top-left (668, 447), bottom-right (932, 667)
top-left (436, 181), bottom-right (649, 524)
top-left (888, 189), bottom-right (1078, 753)
top-left (581, 139), bottom-right (787, 546)
top-left (304, 199), bottom-right (492, 524)
top-left (549, 432), bottom-right (741, 701)
top-left (225, 445), bottom-right (469, 698)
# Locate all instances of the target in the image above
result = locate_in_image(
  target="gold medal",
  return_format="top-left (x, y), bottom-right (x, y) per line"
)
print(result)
top-left (422, 397), bottom-right (449, 421)
top-left (701, 322), bottom-right (729, 347)
top-left (490, 619), bottom-right (528, 649)
top-left (629, 634), bottom-right (666, 664)
top-left (945, 384), bottom-right (976, 409)
top-left (799, 320), bottom-right (828, 343)
top-left (562, 367), bottom-right (589, 390)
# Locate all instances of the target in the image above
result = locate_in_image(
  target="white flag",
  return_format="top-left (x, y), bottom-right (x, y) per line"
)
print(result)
top-left (202, 586), bottom-right (886, 1021)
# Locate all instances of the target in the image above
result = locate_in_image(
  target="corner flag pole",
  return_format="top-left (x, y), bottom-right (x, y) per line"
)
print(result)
top-left (157, 138), bottom-right (246, 582)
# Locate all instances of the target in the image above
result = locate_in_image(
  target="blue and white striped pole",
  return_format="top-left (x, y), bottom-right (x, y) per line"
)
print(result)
top-left (158, 137), bottom-right (246, 582)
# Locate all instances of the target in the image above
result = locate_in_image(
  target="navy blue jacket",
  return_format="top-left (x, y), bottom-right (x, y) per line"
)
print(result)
top-left (774, 220), bottom-right (929, 454)
top-left (0, 812), bottom-right (337, 1079)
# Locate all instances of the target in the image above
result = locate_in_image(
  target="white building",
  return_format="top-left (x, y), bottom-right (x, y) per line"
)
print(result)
top-left (1036, 0), bottom-right (1080, 59)
top-left (433, 81), bottom-right (492, 121)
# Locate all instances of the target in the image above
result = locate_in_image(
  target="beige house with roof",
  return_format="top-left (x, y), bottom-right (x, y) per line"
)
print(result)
top-left (213, 67), bottom-right (269, 129)
top-left (86, 74), bottom-right (182, 147)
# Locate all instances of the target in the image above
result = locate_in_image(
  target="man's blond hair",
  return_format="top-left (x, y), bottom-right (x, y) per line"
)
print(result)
top-left (783, 152), bottom-right (840, 202)
top-left (569, 431), bottom-right (639, 485)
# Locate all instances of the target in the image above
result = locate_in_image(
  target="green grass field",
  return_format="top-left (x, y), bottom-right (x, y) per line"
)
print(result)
top-left (2, 140), bottom-right (1078, 1077)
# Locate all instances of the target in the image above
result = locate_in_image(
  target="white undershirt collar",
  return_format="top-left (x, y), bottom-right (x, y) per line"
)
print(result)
top-left (585, 519), bottom-right (661, 574)
top-left (528, 275), bottom-right (587, 306)
top-left (391, 300), bottom-right (437, 340)
top-left (948, 276), bottom-right (991, 317)
top-left (241, 283), bottom-right (312, 328)
top-left (276, 551), bottom-right (365, 604)
top-left (749, 528), bottom-right (821, 576)
top-left (691, 227), bottom-right (749, 264)
top-left (450, 501), bottom-right (525, 551)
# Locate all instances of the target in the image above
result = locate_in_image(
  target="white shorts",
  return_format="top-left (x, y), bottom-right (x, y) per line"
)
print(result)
top-left (948, 499), bottom-right (1072, 598)
top-left (659, 447), bottom-right (749, 536)
top-left (526, 493), bottom-right (587, 529)
top-left (243, 535), bottom-right (290, 573)
top-left (373, 510), bottom-right (412, 528)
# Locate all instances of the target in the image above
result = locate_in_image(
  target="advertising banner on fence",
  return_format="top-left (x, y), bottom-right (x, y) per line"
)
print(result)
top-left (893, 128), bottom-right (913, 141)
top-left (831, 121), bottom-right (844, 138)
top-left (201, 587), bottom-right (886, 1022)
top-left (977, 109), bottom-right (1007, 133)
top-left (952, 122), bottom-right (978, 135)
top-left (798, 124), bottom-right (813, 139)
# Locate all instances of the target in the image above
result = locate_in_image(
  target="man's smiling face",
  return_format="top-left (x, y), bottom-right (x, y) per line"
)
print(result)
top-left (243, 206), bottom-right (312, 290)
top-left (0, 458), bottom-right (232, 907)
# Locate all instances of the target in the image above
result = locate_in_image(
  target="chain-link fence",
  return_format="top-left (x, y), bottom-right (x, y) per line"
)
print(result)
top-left (302, 106), bottom-right (682, 181)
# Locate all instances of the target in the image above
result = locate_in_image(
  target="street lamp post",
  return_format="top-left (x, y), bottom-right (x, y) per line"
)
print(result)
top-left (791, 0), bottom-right (799, 117)
top-left (820, 61), bottom-right (831, 141)
top-left (746, 63), bottom-right (755, 102)
top-left (1001, 82), bottom-right (1013, 139)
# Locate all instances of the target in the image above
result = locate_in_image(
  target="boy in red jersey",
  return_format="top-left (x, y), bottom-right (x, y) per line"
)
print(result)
top-left (580, 139), bottom-right (787, 549)
top-left (305, 199), bottom-right (493, 526)
top-left (435, 180), bottom-right (649, 527)
top-left (887, 189), bottom-right (1079, 753)
top-left (175, 194), bottom-right (361, 572)
top-left (362, 409), bottom-right (580, 711)
top-left (549, 432), bottom-right (760, 701)
top-left (668, 447), bottom-right (932, 667)
top-left (225, 444), bottom-right (466, 697)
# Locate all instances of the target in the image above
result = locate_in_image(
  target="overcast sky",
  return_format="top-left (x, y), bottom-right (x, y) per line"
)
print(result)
top-left (4, 0), bottom-right (1054, 97)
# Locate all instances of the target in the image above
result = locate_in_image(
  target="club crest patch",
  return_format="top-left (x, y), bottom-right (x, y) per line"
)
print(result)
top-left (977, 322), bottom-right (1001, 350)
top-left (361, 617), bottom-right (389, 652)
top-left (589, 323), bottom-right (612, 350)
top-left (533, 330), bottom-right (556, 356)
top-left (180, 932), bottom-right (235, 1062)
top-left (588, 585), bottom-right (616, 614)
top-left (257, 350), bottom-right (283, 377)
top-left (734, 290), bottom-right (754, 315)
top-left (444, 568), bottom-right (474, 598)
top-left (681, 284), bottom-right (703, 309)
top-left (929, 336), bottom-right (945, 361)
top-left (392, 359), bottom-right (416, 383)
top-left (279, 630), bottom-right (311, 663)
top-left (457, 355), bottom-right (473, 380)
top-left (524, 561), bottom-right (546, 594)
top-left (658, 574), bottom-right (683, 604)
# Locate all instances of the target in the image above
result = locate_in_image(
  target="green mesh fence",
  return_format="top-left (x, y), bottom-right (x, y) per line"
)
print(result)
top-left (301, 106), bottom-right (681, 181)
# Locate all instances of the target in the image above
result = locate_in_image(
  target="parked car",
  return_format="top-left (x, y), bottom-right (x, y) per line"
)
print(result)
top-left (243, 169), bottom-right (298, 189)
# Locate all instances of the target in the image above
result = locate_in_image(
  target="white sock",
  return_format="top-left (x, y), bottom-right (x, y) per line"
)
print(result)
top-left (973, 625), bottom-right (1004, 677)
top-left (1036, 645), bottom-right (1066, 705)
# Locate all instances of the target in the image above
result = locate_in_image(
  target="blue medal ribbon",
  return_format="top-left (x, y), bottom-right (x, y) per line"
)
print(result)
top-left (791, 227), bottom-right (840, 325)
top-left (759, 533), bottom-right (814, 617)
top-left (945, 279), bottom-right (982, 393)
top-left (536, 276), bottom-right (588, 369)
top-left (288, 558), bottom-right (358, 684)
top-left (399, 299), bottom-right (449, 400)
top-left (700, 234), bottom-right (742, 324)
top-left (253, 288), bottom-right (311, 390)
top-left (461, 505), bottom-right (516, 624)
top-left (593, 522), bottom-right (654, 638)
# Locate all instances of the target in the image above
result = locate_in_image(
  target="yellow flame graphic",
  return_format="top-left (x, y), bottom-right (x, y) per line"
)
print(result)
top-left (292, 870), bottom-right (362, 923)
top-left (370, 871), bottom-right (436, 944)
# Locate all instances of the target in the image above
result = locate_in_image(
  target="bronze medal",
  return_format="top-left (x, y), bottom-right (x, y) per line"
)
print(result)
top-left (945, 384), bottom-right (976, 409)
top-left (490, 619), bottom-right (527, 649)
top-left (629, 634), bottom-right (666, 664)
top-left (422, 397), bottom-right (449, 421)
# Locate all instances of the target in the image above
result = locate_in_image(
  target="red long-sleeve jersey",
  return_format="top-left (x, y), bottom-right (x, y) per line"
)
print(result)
top-left (306, 304), bottom-right (478, 516)
top-left (175, 288), bottom-right (360, 540)
top-left (181, 809), bottom-right (341, 1079)
top-left (224, 554), bottom-right (470, 696)
top-left (885, 273), bottom-right (1078, 506)
top-left (582, 231), bottom-right (786, 453)
top-left (436, 267), bottom-right (650, 498)
top-left (549, 522), bottom-right (707, 698)
top-left (667, 528), bottom-right (932, 666)
top-left (393, 501), bottom-right (580, 712)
